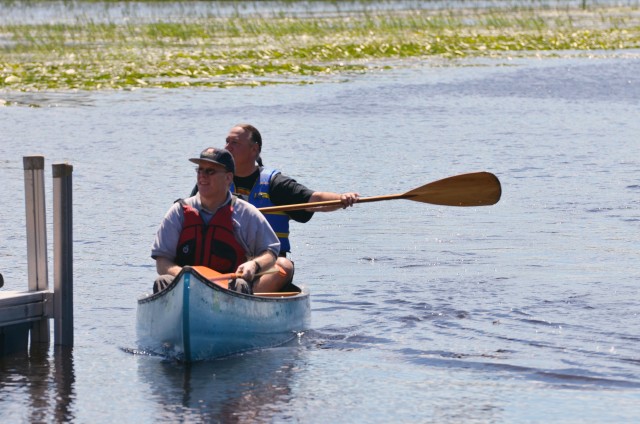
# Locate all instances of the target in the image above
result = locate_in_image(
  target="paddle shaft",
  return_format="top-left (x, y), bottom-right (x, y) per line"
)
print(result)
top-left (258, 193), bottom-right (406, 213)
top-left (207, 267), bottom-right (281, 282)
top-left (258, 171), bottom-right (501, 213)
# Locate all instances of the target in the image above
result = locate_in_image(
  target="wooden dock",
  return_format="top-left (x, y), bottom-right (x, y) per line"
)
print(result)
top-left (0, 157), bottom-right (74, 355)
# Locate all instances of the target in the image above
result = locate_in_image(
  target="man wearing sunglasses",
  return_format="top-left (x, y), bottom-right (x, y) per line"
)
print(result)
top-left (152, 147), bottom-right (281, 294)
top-left (191, 124), bottom-right (359, 292)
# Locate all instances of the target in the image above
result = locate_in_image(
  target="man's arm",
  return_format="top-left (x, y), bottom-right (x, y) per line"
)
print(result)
top-left (270, 173), bottom-right (358, 217)
top-left (155, 256), bottom-right (182, 277)
top-left (306, 191), bottom-right (359, 212)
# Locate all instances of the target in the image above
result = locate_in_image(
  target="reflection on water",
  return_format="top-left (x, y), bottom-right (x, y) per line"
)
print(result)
top-left (0, 344), bottom-right (75, 423)
top-left (137, 346), bottom-right (304, 423)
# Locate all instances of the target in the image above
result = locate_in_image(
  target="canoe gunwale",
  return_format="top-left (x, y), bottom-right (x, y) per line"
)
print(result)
top-left (138, 265), bottom-right (308, 305)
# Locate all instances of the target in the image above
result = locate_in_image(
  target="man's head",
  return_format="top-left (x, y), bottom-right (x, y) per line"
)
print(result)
top-left (189, 147), bottom-right (235, 199)
top-left (225, 124), bottom-right (263, 168)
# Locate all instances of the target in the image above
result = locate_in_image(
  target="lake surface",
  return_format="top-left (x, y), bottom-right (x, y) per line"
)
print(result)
top-left (1, 51), bottom-right (640, 422)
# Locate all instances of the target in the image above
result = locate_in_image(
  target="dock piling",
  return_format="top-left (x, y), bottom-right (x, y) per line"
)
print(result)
top-left (53, 163), bottom-right (74, 347)
top-left (23, 156), bottom-right (50, 344)
top-left (0, 156), bottom-right (74, 355)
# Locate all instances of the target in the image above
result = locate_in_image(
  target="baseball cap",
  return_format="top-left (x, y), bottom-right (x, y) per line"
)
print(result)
top-left (189, 147), bottom-right (235, 173)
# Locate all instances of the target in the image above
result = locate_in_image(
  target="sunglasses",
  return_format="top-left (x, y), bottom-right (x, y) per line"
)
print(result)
top-left (195, 167), bottom-right (227, 176)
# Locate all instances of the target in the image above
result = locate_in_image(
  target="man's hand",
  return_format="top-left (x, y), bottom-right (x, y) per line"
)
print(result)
top-left (236, 260), bottom-right (260, 282)
top-left (340, 192), bottom-right (359, 208)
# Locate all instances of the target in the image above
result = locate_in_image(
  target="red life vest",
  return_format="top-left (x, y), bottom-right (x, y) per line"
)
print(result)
top-left (174, 199), bottom-right (246, 273)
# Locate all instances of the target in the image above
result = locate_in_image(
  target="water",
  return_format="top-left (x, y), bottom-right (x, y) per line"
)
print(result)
top-left (1, 52), bottom-right (640, 421)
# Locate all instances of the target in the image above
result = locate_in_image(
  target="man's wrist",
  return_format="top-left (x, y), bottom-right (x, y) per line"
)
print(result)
top-left (253, 260), bottom-right (262, 274)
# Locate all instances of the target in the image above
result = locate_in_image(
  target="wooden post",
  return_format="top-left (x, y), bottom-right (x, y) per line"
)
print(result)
top-left (53, 163), bottom-right (73, 347)
top-left (23, 156), bottom-right (49, 344)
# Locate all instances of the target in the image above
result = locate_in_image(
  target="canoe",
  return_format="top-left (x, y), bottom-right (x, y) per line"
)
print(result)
top-left (136, 265), bottom-right (311, 361)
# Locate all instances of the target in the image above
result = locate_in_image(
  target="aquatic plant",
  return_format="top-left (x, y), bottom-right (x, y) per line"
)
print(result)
top-left (1, 2), bottom-right (639, 91)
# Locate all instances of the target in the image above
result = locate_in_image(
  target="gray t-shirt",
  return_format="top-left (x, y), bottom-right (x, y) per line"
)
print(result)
top-left (151, 192), bottom-right (280, 262)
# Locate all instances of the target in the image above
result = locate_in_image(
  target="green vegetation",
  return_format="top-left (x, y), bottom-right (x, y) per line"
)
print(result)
top-left (1, 2), bottom-right (639, 91)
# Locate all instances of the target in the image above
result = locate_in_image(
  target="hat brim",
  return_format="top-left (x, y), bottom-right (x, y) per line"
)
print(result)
top-left (189, 158), bottom-right (233, 172)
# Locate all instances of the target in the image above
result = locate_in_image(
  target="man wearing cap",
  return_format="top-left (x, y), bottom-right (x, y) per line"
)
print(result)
top-left (151, 147), bottom-right (280, 294)
top-left (191, 124), bottom-right (359, 292)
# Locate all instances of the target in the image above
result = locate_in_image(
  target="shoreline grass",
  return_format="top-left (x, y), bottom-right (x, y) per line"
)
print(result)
top-left (1, 2), bottom-right (640, 92)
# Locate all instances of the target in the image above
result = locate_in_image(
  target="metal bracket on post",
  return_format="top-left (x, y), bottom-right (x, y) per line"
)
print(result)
top-left (53, 163), bottom-right (74, 347)
top-left (23, 156), bottom-right (50, 344)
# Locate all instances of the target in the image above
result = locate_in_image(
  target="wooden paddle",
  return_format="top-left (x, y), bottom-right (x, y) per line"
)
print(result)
top-left (205, 266), bottom-right (284, 282)
top-left (257, 171), bottom-right (501, 213)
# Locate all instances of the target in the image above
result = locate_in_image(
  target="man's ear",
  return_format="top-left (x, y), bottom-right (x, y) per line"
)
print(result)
top-left (225, 172), bottom-right (234, 185)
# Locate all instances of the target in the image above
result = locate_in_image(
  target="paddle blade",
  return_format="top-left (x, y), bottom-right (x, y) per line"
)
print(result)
top-left (405, 172), bottom-right (501, 206)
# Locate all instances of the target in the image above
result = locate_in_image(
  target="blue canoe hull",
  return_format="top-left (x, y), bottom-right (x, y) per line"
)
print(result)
top-left (136, 266), bottom-right (311, 361)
